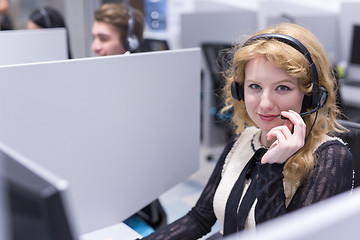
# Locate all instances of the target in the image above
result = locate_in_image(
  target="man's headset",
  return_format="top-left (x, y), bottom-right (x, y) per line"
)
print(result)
top-left (124, 6), bottom-right (140, 53)
top-left (231, 33), bottom-right (328, 118)
top-left (39, 7), bottom-right (52, 28)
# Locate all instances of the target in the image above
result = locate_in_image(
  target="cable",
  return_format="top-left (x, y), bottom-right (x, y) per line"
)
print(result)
top-left (305, 111), bottom-right (318, 144)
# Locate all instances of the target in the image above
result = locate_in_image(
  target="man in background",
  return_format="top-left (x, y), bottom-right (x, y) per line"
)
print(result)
top-left (91, 3), bottom-right (144, 56)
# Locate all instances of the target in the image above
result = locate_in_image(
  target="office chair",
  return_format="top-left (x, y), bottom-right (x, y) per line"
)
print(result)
top-left (124, 199), bottom-right (167, 236)
top-left (337, 119), bottom-right (360, 188)
top-left (202, 42), bottom-right (234, 140)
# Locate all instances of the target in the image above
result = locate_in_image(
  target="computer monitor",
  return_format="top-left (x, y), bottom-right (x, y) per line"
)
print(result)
top-left (0, 142), bottom-right (78, 240)
top-left (346, 24), bottom-right (360, 82)
top-left (139, 38), bottom-right (169, 52)
top-left (350, 24), bottom-right (360, 65)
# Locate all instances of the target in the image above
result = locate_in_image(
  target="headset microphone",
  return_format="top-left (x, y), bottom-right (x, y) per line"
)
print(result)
top-left (281, 85), bottom-right (328, 120)
top-left (281, 108), bottom-right (318, 120)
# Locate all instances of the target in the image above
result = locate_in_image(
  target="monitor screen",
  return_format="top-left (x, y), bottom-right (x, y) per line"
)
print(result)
top-left (139, 38), bottom-right (169, 52)
top-left (0, 142), bottom-right (78, 240)
top-left (350, 24), bottom-right (360, 65)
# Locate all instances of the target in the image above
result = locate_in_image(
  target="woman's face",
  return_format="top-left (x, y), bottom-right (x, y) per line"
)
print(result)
top-left (91, 21), bottom-right (127, 56)
top-left (244, 56), bottom-right (304, 133)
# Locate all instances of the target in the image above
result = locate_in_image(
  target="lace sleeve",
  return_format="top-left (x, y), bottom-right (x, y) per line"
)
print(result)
top-left (140, 141), bottom-right (235, 240)
top-left (287, 140), bottom-right (353, 211)
top-left (255, 140), bottom-right (353, 224)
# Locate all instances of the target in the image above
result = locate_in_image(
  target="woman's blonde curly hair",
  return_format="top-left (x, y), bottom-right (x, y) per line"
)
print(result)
top-left (221, 23), bottom-right (345, 185)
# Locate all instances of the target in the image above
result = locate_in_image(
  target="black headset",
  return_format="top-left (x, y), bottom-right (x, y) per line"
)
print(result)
top-left (124, 6), bottom-right (140, 53)
top-left (39, 7), bottom-right (52, 28)
top-left (231, 33), bottom-right (328, 117)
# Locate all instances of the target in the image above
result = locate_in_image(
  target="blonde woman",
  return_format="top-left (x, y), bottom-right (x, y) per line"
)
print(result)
top-left (141, 23), bottom-right (353, 239)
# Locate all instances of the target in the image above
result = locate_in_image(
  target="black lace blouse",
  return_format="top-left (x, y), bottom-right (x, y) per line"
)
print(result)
top-left (141, 137), bottom-right (353, 240)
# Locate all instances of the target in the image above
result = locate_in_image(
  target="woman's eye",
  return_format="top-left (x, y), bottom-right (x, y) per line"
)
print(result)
top-left (277, 85), bottom-right (291, 91)
top-left (249, 84), bottom-right (261, 89)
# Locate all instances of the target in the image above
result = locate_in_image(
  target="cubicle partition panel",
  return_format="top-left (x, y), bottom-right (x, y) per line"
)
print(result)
top-left (225, 187), bottom-right (360, 240)
top-left (180, 10), bottom-right (258, 150)
top-left (0, 28), bottom-right (68, 66)
top-left (0, 48), bottom-right (201, 235)
top-left (258, 0), bottom-right (337, 28)
top-left (266, 14), bottom-right (339, 64)
top-left (180, 10), bottom-right (257, 49)
top-left (257, 0), bottom-right (340, 63)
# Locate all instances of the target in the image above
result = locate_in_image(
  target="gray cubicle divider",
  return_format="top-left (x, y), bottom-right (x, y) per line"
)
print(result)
top-left (0, 48), bottom-right (201, 235)
top-left (267, 14), bottom-right (339, 64)
top-left (258, 0), bottom-right (340, 63)
top-left (181, 9), bottom-right (258, 150)
top-left (0, 28), bottom-right (68, 66)
top-left (180, 10), bottom-right (258, 49)
top-left (224, 188), bottom-right (360, 240)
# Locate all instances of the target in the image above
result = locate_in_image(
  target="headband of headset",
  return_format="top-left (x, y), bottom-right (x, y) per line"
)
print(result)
top-left (231, 33), bottom-right (327, 111)
top-left (124, 5), bottom-right (140, 52)
top-left (39, 8), bottom-right (52, 28)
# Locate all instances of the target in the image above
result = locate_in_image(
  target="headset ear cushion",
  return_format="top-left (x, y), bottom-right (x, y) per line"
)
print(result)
top-left (125, 34), bottom-right (140, 52)
top-left (302, 95), bottom-right (313, 110)
top-left (317, 87), bottom-right (328, 108)
top-left (239, 83), bottom-right (244, 101)
top-left (231, 81), bottom-right (244, 101)
top-left (302, 86), bottom-right (328, 110)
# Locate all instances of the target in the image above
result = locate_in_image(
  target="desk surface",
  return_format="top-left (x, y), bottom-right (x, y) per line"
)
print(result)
top-left (81, 223), bottom-right (142, 240)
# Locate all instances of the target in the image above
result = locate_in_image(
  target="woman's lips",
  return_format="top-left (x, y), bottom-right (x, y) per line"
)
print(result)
top-left (258, 114), bottom-right (280, 121)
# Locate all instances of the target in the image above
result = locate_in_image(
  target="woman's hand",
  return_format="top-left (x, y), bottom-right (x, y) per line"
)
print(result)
top-left (261, 110), bottom-right (306, 164)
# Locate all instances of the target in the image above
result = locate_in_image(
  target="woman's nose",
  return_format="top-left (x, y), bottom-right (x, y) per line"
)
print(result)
top-left (259, 90), bottom-right (274, 110)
